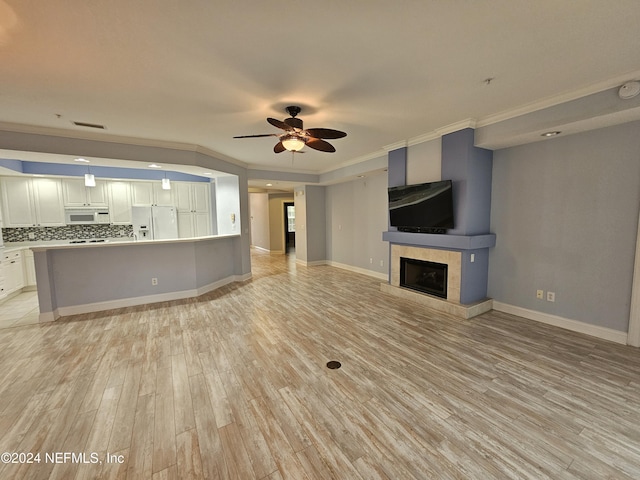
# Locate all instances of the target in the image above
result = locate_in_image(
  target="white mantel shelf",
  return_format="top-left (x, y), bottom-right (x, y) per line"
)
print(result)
top-left (382, 231), bottom-right (496, 250)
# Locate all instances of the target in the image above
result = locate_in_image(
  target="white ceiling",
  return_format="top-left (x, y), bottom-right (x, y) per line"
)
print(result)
top-left (1, 0), bottom-right (640, 176)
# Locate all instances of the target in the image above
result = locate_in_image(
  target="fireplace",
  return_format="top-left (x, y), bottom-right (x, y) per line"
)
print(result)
top-left (384, 244), bottom-right (492, 318)
top-left (400, 257), bottom-right (448, 298)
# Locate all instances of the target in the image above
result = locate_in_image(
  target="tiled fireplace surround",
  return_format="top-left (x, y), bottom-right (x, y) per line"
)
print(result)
top-left (382, 128), bottom-right (496, 318)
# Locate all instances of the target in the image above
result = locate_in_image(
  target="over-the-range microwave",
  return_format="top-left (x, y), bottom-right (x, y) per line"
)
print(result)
top-left (64, 207), bottom-right (111, 225)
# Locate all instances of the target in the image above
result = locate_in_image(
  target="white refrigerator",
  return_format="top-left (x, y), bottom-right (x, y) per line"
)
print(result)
top-left (131, 206), bottom-right (179, 240)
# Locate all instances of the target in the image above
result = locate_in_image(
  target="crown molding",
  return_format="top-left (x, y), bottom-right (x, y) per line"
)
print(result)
top-left (476, 68), bottom-right (640, 128)
top-left (382, 140), bottom-right (408, 152)
top-left (318, 150), bottom-right (386, 175)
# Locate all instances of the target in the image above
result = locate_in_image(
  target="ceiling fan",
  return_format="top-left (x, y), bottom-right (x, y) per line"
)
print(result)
top-left (234, 106), bottom-right (347, 154)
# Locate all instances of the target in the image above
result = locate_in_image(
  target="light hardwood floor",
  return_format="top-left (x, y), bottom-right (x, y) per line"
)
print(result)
top-left (0, 290), bottom-right (39, 330)
top-left (1, 249), bottom-right (640, 479)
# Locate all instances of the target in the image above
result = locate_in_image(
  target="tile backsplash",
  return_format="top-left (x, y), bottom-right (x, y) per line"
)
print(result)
top-left (2, 224), bottom-right (133, 243)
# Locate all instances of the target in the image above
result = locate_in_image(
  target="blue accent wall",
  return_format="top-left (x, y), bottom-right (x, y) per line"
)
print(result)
top-left (388, 147), bottom-right (407, 188)
top-left (441, 128), bottom-right (493, 235)
top-left (1, 159), bottom-right (210, 182)
top-left (385, 129), bottom-right (495, 305)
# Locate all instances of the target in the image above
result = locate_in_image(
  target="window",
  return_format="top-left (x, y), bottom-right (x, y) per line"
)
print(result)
top-left (287, 205), bottom-right (295, 232)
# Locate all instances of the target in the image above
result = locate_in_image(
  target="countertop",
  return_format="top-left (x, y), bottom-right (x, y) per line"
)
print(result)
top-left (25, 233), bottom-right (240, 252)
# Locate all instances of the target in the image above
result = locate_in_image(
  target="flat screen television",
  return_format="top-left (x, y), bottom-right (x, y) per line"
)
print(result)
top-left (388, 180), bottom-right (454, 234)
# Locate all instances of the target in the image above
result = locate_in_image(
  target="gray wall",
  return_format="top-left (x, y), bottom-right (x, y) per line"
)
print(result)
top-left (325, 171), bottom-right (389, 275)
top-left (305, 186), bottom-right (326, 263)
top-left (489, 121), bottom-right (640, 332)
top-left (294, 187), bottom-right (307, 261)
top-left (36, 237), bottom-right (238, 311)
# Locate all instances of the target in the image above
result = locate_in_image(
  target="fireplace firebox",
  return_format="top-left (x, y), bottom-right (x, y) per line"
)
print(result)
top-left (400, 257), bottom-right (448, 299)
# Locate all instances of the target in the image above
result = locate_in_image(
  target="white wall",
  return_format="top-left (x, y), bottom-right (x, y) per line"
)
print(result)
top-left (216, 175), bottom-right (240, 235)
top-left (249, 192), bottom-right (269, 250)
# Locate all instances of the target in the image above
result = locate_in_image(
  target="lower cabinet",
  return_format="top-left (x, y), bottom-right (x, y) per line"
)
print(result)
top-left (0, 263), bottom-right (5, 301)
top-left (3, 250), bottom-right (25, 295)
top-left (0, 248), bottom-right (36, 300)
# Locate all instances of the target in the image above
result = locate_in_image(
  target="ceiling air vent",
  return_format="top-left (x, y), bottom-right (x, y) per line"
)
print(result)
top-left (72, 121), bottom-right (106, 129)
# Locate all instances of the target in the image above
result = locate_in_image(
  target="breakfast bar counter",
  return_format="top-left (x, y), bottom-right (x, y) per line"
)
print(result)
top-left (31, 234), bottom-right (250, 321)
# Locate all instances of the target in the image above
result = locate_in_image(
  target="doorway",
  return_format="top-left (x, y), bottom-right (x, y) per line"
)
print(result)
top-left (284, 202), bottom-right (295, 253)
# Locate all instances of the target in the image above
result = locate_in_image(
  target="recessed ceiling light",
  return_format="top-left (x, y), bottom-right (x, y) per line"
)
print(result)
top-left (357, 175), bottom-right (365, 178)
top-left (74, 158), bottom-right (90, 163)
top-left (148, 164), bottom-right (162, 168)
top-left (203, 172), bottom-right (213, 176)
top-left (266, 183), bottom-right (273, 187)
top-left (541, 131), bottom-right (561, 137)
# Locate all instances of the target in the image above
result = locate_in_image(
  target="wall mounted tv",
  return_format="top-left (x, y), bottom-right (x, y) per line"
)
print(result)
top-left (388, 180), bottom-right (454, 234)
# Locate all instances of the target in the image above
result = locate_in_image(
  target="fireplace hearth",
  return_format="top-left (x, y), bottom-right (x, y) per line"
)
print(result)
top-left (400, 257), bottom-right (448, 299)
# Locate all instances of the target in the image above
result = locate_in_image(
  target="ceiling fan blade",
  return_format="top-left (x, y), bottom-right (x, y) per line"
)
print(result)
top-left (267, 118), bottom-right (294, 131)
top-left (274, 142), bottom-right (286, 153)
top-left (233, 134), bottom-right (277, 138)
top-left (306, 138), bottom-right (336, 153)
top-left (305, 128), bottom-right (347, 139)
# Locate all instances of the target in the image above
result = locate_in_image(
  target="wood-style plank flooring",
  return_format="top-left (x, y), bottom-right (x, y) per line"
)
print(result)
top-left (1, 248), bottom-right (640, 479)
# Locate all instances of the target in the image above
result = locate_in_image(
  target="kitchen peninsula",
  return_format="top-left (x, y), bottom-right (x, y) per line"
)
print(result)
top-left (31, 233), bottom-right (250, 322)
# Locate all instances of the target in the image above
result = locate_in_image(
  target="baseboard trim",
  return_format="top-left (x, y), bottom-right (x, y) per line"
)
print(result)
top-left (296, 259), bottom-right (326, 267)
top-left (39, 311), bottom-right (57, 323)
top-left (295, 259), bottom-right (389, 280)
top-left (45, 273), bottom-right (252, 320)
top-left (326, 261), bottom-right (389, 281)
top-left (493, 301), bottom-right (628, 345)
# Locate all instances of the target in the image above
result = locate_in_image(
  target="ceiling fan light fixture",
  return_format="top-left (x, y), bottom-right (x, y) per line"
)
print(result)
top-left (281, 135), bottom-right (305, 152)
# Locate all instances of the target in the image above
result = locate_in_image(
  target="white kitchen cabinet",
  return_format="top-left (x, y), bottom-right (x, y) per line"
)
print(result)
top-left (131, 181), bottom-right (175, 207)
top-left (175, 182), bottom-right (211, 237)
top-left (0, 177), bottom-right (65, 227)
top-left (130, 182), bottom-right (154, 206)
top-left (31, 178), bottom-right (66, 226)
top-left (0, 261), bottom-right (5, 301)
top-left (62, 178), bottom-right (108, 207)
top-left (4, 250), bottom-right (24, 295)
top-left (177, 211), bottom-right (195, 238)
top-left (108, 181), bottom-right (133, 224)
top-left (1, 177), bottom-right (36, 226)
top-left (153, 183), bottom-right (174, 206)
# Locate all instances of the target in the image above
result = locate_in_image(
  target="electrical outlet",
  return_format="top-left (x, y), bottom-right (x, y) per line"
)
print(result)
top-left (547, 291), bottom-right (555, 302)
top-left (151, 278), bottom-right (158, 286)
top-left (369, 258), bottom-right (373, 264)
top-left (470, 253), bottom-right (475, 263)
top-left (28, 232), bottom-right (35, 240)
top-left (536, 289), bottom-right (544, 300)
top-left (379, 260), bottom-right (384, 267)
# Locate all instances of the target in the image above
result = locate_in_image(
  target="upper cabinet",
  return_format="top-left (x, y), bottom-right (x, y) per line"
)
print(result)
top-left (130, 181), bottom-right (173, 206)
top-left (1, 177), bottom-right (65, 227)
top-left (62, 178), bottom-right (108, 207)
top-left (175, 182), bottom-right (211, 237)
top-left (108, 181), bottom-right (133, 224)
top-left (153, 183), bottom-right (174, 206)
top-left (130, 182), bottom-right (154, 206)
top-left (0, 176), bottom-right (215, 237)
